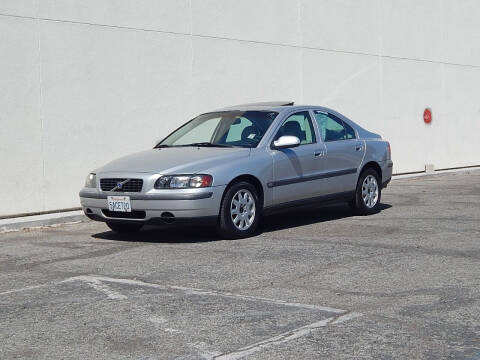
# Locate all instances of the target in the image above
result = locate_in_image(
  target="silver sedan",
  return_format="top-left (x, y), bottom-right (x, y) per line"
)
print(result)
top-left (79, 102), bottom-right (393, 238)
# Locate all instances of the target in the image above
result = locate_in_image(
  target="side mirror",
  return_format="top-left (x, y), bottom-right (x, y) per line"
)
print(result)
top-left (272, 135), bottom-right (300, 149)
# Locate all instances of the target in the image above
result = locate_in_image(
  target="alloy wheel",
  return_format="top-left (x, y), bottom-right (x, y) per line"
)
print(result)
top-left (230, 189), bottom-right (256, 231)
top-left (362, 175), bottom-right (379, 208)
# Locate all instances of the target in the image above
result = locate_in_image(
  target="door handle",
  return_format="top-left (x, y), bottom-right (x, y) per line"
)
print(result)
top-left (314, 151), bottom-right (324, 157)
top-left (355, 146), bottom-right (363, 151)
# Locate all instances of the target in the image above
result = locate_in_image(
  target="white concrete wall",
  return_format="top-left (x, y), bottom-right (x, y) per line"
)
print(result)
top-left (1, 0), bottom-right (479, 216)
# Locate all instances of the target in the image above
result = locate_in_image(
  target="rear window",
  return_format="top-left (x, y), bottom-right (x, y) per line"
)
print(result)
top-left (314, 111), bottom-right (356, 141)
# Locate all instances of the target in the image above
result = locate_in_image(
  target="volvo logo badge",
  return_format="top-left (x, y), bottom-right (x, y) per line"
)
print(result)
top-left (110, 179), bottom-right (130, 192)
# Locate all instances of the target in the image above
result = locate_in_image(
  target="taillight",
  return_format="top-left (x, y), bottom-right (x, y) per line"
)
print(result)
top-left (386, 142), bottom-right (391, 160)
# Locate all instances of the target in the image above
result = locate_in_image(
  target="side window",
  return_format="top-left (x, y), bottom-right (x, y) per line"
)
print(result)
top-left (275, 111), bottom-right (316, 145)
top-left (343, 121), bottom-right (356, 139)
top-left (225, 117), bottom-right (254, 143)
top-left (314, 111), bottom-right (355, 142)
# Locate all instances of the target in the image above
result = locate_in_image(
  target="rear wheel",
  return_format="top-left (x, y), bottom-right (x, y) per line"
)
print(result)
top-left (218, 181), bottom-right (261, 239)
top-left (352, 168), bottom-right (382, 215)
top-left (106, 222), bottom-right (143, 233)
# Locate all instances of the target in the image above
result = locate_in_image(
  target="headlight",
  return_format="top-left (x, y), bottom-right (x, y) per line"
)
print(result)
top-left (154, 174), bottom-right (212, 189)
top-left (85, 173), bottom-right (96, 188)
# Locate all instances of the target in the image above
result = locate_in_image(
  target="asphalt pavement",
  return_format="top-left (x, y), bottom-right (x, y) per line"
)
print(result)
top-left (1, 170), bottom-right (479, 359)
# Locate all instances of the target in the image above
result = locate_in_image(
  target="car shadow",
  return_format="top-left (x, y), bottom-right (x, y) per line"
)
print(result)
top-left (262, 202), bottom-right (392, 233)
top-left (92, 224), bottom-right (221, 243)
top-left (91, 202), bottom-right (392, 243)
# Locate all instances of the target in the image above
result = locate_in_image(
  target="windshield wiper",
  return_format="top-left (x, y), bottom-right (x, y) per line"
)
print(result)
top-left (180, 142), bottom-right (234, 148)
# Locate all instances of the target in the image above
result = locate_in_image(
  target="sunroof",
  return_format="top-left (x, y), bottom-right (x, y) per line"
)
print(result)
top-left (236, 101), bottom-right (294, 107)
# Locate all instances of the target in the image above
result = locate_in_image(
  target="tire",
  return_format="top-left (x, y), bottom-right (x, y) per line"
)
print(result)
top-left (352, 168), bottom-right (382, 215)
top-left (106, 222), bottom-right (143, 233)
top-left (217, 181), bottom-right (261, 239)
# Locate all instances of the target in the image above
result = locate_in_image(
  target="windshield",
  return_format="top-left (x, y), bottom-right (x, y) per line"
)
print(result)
top-left (156, 111), bottom-right (278, 148)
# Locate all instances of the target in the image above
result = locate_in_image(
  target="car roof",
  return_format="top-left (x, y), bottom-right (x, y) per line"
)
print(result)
top-left (213, 101), bottom-right (335, 113)
top-left (211, 102), bottom-right (381, 139)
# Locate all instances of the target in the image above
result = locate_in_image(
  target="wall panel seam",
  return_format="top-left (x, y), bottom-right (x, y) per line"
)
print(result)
top-left (1, 12), bottom-right (480, 70)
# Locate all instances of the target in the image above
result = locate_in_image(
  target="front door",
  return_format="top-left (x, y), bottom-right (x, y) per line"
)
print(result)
top-left (312, 111), bottom-right (365, 195)
top-left (270, 111), bottom-right (326, 205)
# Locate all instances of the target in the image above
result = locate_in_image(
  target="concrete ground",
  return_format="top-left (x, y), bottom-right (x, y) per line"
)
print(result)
top-left (1, 170), bottom-right (479, 360)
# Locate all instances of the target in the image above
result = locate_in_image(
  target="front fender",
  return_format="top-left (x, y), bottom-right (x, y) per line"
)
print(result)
top-left (201, 149), bottom-right (274, 207)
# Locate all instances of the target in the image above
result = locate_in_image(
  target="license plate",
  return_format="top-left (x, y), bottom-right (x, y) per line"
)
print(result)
top-left (107, 196), bottom-right (131, 212)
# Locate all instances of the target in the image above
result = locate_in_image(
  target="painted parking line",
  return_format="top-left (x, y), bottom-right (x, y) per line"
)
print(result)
top-left (69, 276), bottom-right (127, 300)
top-left (331, 311), bottom-right (363, 325)
top-left (0, 283), bottom-right (49, 296)
top-left (63, 275), bottom-right (362, 359)
top-left (214, 317), bottom-right (334, 360)
top-left (169, 284), bottom-right (346, 314)
top-left (189, 342), bottom-right (223, 359)
top-left (212, 312), bottom-right (362, 360)
top-left (61, 275), bottom-right (168, 291)
top-left (63, 275), bottom-right (347, 313)
top-left (2, 275), bottom-right (363, 360)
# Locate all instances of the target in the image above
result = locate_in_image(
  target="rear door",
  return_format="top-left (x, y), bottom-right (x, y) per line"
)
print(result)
top-left (312, 111), bottom-right (365, 195)
top-left (270, 111), bottom-right (326, 205)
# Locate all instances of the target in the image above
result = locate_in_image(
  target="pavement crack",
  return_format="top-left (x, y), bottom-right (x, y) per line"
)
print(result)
top-left (19, 244), bottom-right (146, 270)
top-left (277, 236), bottom-right (480, 260)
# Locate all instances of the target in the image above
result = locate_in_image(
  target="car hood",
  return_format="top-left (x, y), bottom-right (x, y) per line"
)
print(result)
top-left (95, 147), bottom-right (251, 174)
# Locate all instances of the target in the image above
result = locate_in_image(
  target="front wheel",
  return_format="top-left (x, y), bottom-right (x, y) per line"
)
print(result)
top-left (106, 222), bottom-right (143, 233)
top-left (217, 182), bottom-right (261, 239)
top-left (352, 168), bottom-right (382, 215)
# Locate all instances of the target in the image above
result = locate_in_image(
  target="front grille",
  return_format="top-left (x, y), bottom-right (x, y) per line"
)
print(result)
top-left (100, 178), bottom-right (143, 192)
top-left (102, 210), bottom-right (146, 219)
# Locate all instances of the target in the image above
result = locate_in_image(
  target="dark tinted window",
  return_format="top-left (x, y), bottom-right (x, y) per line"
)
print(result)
top-left (314, 111), bottom-right (356, 141)
top-left (343, 121), bottom-right (356, 139)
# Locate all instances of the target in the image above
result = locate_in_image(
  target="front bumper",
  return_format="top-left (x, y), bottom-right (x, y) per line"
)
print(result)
top-left (79, 186), bottom-right (226, 224)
